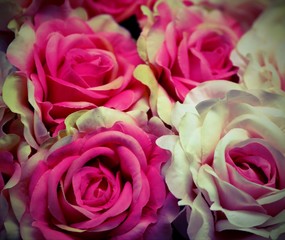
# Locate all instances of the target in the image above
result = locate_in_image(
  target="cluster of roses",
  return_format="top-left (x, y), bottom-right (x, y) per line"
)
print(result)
top-left (0, 0), bottom-right (284, 239)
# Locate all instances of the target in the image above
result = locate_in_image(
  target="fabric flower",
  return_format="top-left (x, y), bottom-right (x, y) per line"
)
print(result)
top-left (0, 138), bottom-right (24, 240)
top-left (135, 0), bottom-right (243, 123)
top-left (158, 81), bottom-right (285, 240)
top-left (231, 1), bottom-right (285, 93)
top-left (0, 35), bottom-right (37, 239)
top-left (0, 51), bottom-right (22, 151)
top-left (0, 50), bottom-right (30, 239)
top-left (11, 107), bottom-right (178, 240)
top-left (183, 0), bottom-right (270, 30)
top-left (69, 0), bottom-right (153, 23)
top-left (0, 51), bottom-right (19, 239)
top-left (0, 0), bottom-right (69, 32)
top-left (4, 7), bottom-right (147, 148)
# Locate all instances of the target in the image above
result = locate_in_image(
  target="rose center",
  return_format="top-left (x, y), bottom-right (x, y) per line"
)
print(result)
top-left (196, 32), bottom-right (233, 71)
top-left (61, 48), bottom-right (116, 87)
top-left (72, 165), bottom-right (117, 206)
top-left (227, 142), bottom-right (277, 186)
top-left (233, 156), bottom-right (269, 184)
top-left (93, 177), bottom-right (108, 198)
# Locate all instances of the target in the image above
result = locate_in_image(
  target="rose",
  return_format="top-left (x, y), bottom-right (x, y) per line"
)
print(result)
top-left (157, 81), bottom-right (285, 239)
top-left (4, 7), bottom-right (147, 148)
top-left (0, 104), bottom-right (22, 239)
top-left (183, 0), bottom-right (270, 30)
top-left (0, 52), bottom-right (26, 237)
top-left (231, 1), bottom-right (285, 93)
top-left (12, 107), bottom-right (178, 240)
top-left (16, 0), bottom-right (65, 14)
top-left (0, 0), bottom-right (68, 31)
top-left (0, 144), bottom-right (22, 240)
top-left (69, 0), bottom-right (151, 22)
top-left (134, 1), bottom-right (243, 124)
top-left (0, 50), bottom-right (29, 239)
top-left (137, 1), bottom-right (243, 101)
top-left (0, 131), bottom-right (30, 240)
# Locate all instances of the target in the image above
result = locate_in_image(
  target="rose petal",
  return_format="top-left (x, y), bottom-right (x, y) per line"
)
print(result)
top-left (72, 181), bottom-right (132, 229)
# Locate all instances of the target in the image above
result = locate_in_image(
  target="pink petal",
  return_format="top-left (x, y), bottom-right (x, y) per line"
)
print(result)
top-left (32, 221), bottom-right (73, 240)
top-left (83, 131), bottom-right (147, 171)
top-left (48, 156), bottom-right (78, 224)
top-left (71, 181), bottom-right (132, 229)
top-left (113, 172), bottom-right (150, 236)
top-left (64, 147), bottom-right (116, 190)
top-left (30, 171), bottom-right (50, 222)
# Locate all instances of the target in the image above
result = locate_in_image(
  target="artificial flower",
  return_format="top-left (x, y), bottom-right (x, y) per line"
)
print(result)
top-left (4, 6), bottom-right (147, 148)
top-left (11, 107), bottom-right (178, 240)
top-left (158, 81), bottom-right (285, 240)
top-left (135, 0), bottom-right (243, 123)
top-left (231, 1), bottom-right (285, 93)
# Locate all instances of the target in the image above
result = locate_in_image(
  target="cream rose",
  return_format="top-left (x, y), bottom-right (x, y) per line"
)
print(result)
top-left (158, 81), bottom-right (285, 240)
top-left (231, 1), bottom-right (285, 93)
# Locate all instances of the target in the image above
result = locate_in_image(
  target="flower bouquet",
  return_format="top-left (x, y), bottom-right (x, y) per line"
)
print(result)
top-left (0, 0), bottom-right (285, 239)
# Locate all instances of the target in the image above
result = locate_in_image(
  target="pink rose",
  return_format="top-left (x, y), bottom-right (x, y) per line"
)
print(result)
top-left (0, 151), bottom-right (20, 239)
top-left (0, 146), bottom-right (22, 239)
top-left (69, 0), bottom-right (150, 22)
top-left (4, 8), bottom-right (147, 147)
top-left (0, 0), bottom-right (68, 31)
top-left (137, 1), bottom-right (243, 102)
top-left (0, 51), bottom-right (29, 239)
top-left (0, 133), bottom-right (30, 239)
top-left (0, 59), bottom-right (27, 238)
top-left (158, 81), bottom-right (285, 239)
top-left (12, 107), bottom-right (178, 240)
top-left (17, 0), bottom-right (65, 14)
